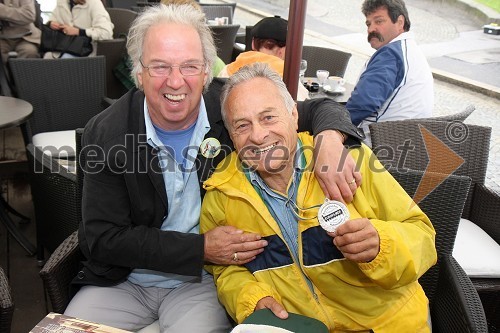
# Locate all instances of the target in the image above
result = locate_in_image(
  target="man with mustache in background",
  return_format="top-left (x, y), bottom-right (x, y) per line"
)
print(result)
top-left (346, 0), bottom-right (434, 146)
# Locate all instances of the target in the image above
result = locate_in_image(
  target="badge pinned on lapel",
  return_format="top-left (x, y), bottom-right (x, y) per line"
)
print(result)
top-left (200, 137), bottom-right (221, 158)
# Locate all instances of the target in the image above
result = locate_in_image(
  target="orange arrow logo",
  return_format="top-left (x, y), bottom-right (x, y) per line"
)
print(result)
top-left (411, 125), bottom-right (464, 206)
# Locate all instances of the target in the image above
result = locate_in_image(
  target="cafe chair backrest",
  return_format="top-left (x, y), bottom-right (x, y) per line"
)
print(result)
top-left (96, 38), bottom-right (129, 99)
top-left (302, 45), bottom-right (352, 78)
top-left (210, 24), bottom-right (240, 64)
top-left (8, 56), bottom-right (107, 143)
top-left (106, 0), bottom-right (137, 10)
top-left (202, 5), bottom-right (233, 24)
top-left (370, 120), bottom-right (499, 332)
top-left (106, 7), bottom-right (138, 39)
top-left (0, 266), bottom-right (14, 333)
top-left (369, 120), bottom-right (491, 218)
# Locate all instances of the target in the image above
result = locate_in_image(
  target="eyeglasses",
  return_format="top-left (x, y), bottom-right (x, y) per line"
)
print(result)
top-left (140, 59), bottom-right (206, 77)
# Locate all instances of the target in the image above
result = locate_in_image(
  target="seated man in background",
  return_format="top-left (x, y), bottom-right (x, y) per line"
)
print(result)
top-left (201, 63), bottom-right (437, 332)
top-left (0, 0), bottom-right (41, 63)
top-left (218, 16), bottom-right (310, 101)
top-left (346, 0), bottom-right (433, 145)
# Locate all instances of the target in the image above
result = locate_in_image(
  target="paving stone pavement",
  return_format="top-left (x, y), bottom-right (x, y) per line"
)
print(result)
top-left (228, 0), bottom-right (500, 193)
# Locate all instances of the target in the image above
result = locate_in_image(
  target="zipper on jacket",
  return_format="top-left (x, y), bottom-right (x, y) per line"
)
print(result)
top-left (217, 175), bottom-right (335, 328)
top-left (296, 251), bottom-right (336, 330)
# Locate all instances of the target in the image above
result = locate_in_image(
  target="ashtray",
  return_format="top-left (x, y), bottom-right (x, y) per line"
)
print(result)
top-left (303, 81), bottom-right (319, 92)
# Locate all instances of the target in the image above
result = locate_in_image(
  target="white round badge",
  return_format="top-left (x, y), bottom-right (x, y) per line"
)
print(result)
top-left (318, 199), bottom-right (350, 233)
top-left (200, 138), bottom-right (221, 158)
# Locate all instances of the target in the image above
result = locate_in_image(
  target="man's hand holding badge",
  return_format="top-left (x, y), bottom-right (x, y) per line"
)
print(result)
top-left (319, 199), bottom-right (380, 263)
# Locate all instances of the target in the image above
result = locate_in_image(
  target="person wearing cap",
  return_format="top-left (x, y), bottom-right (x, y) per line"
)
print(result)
top-left (201, 63), bottom-right (437, 332)
top-left (64, 5), bottom-right (365, 332)
top-left (218, 16), bottom-right (310, 101)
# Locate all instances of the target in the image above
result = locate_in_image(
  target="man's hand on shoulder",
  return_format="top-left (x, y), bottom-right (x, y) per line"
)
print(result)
top-left (314, 130), bottom-right (362, 203)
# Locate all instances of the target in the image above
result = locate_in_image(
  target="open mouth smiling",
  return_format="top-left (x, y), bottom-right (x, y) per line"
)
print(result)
top-left (164, 93), bottom-right (186, 102)
top-left (253, 142), bottom-right (278, 155)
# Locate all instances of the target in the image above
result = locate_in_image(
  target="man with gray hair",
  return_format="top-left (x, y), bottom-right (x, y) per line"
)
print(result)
top-left (64, 4), bottom-right (363, 332)
top-left (346, 0), bottom-right (434, 145)
top-left (201, 63), bottom-right (436, 331)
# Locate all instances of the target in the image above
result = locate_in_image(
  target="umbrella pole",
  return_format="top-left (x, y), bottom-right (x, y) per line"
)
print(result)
top-left (283, 0), bottom-right (307, 101)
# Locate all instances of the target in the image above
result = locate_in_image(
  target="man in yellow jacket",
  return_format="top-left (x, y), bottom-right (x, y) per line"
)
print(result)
top-left (200, 63), bottom-right (437, 332)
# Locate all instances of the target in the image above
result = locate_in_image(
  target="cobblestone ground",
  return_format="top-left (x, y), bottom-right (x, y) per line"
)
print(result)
top-left (233, 0), bottom-right (500, 193)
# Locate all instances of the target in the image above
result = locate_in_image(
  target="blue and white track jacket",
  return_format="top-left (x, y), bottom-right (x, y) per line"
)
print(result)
top-left (347, 32), bottom-right (434, 144)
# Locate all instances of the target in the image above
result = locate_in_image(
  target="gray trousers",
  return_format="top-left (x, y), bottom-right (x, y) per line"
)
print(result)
top-left (64, 276), bottom-right (232, 332)
top-left (0, 39), bottom-right (40, 63)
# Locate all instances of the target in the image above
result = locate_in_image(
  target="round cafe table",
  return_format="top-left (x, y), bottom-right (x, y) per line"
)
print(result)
top-left (303, 78), bottom-right (355, 104)
top-left (0, 96), bottom-right (36, 256)
top-left (0, 96), bottom-right (33, 129)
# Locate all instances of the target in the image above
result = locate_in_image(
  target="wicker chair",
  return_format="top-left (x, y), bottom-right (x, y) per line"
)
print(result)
top-left (97, 8), bottom-right (137, 99)
top-left (302, 45), bottom-right (352, 78)
top-left (26, 144), bottom-right (79, 266)
top-left (9, 56), bottom-right (107, 153)
top-left (210, 24), bottom-right (240, 64)
top-left (106, 0), bottom-right (138, 10)
top-left (390, 169), bottom-right (488, 332)
top-left (200, 2), bottom-right (236, 24)
top-left (232, 25), bottom-right (253, 62)
top-left (201, 5), bottom-right (234, 24)
top-left (105, 8), bottom-right (138, 39)
top-left (370, 120), bottom-right (500, 332)
top-left (0, 267), bottom-right (13, 333)
top-left (96, 38), bottom-right (129, 99)
top-left (38, 168), bottom-right (487, 331)
top-left (412, 104), bottom-right (475, 122)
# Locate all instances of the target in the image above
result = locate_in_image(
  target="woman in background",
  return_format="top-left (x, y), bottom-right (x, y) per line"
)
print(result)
top-left (44, 0), bottom-right (113, 58)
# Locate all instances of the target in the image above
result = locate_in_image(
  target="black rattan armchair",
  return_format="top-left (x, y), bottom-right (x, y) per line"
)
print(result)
top-left (0, 266), bottom-right (13, 333)
top-left (370, 120), bottom-right (499, 332)
top-left (210, 24), bottom-right (240, 64)
top-left (9, 56), bottom-right (107, 147)
top-left (96, 38), bottom-right (129, 99)
top-left (426, 104), bottom-right (475, 122)
top-left (106, 8), bottom-right (138, 38)
top-left (39, 231), bottom-right (82, 313)
top-left (26, 144), bottom-right (79, 266)
top-left (302, 45), bottom-right (352, 78)
top-left (201, 5), bottom-right (234, 24)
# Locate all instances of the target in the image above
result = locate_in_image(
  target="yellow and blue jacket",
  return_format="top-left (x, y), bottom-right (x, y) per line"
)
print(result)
top-left (200, 133), bottom-right (436, 332)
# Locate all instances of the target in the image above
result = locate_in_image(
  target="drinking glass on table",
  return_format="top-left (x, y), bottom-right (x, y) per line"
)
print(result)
top-left (316, 70), bottom-right (329, 88)
top-left (299, 59), bottom-right (307, 83)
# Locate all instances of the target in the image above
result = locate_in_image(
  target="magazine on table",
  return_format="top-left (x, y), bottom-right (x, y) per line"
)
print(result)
top-left (30, 312), bottom-right (132, 333)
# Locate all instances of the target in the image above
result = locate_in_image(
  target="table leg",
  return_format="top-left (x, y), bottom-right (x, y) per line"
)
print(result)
top-left (0, 196), bottom-right (36, 256)
top-left (0, 61), bottom-right (12, 97)
top-left (1, 195), bottom-right (30, 222)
